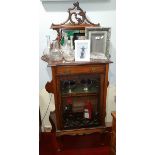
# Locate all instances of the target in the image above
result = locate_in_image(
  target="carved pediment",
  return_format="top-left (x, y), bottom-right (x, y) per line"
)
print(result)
top-left (51, 1), bottom-right (99, 28)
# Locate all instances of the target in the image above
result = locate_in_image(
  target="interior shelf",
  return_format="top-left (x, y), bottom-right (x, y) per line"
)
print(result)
top-left (61, 79), bottom-right (100, 96)
top-left (62, 92), bottom-right (98, 98)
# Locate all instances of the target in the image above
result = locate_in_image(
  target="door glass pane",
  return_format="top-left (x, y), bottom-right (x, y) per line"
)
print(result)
top-left (60, 74), bottom-right (101, 130)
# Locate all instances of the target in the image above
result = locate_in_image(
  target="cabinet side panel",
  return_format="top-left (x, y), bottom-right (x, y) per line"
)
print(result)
top-left (52, 67), bottom-right (62, 129)
top-left (56, 75), bottom-right (63, 129)
top-left (99, 73), bottom-right (105, 126)
top-left (103, 64), bottom-right (109, 123)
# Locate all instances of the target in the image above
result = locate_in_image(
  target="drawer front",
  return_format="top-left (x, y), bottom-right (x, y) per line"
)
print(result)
top-left (56, 65), bottom-right (105, 75)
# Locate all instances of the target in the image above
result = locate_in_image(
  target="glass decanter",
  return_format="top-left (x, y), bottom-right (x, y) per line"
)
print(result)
top-left (50, 40), bottom-right (63, 62)
top-left (43, 35), bottom-right (51, 56)
top-left (61, 33), bottom-right (74, 62)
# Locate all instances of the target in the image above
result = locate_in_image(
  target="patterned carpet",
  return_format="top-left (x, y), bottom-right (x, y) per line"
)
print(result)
top-left (39, 132), bottom-right (110, 155)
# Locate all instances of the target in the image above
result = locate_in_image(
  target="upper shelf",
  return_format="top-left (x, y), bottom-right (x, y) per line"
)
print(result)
top-left (51, 24), bottom-right (98, 30)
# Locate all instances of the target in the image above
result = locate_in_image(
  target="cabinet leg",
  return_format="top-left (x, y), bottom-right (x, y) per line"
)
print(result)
top-left (100, 131), bottom-right (112, 146)
top-left (100, 133), bottom-right (105, 146)
top-left (56, 136), bottom-right (63, 152)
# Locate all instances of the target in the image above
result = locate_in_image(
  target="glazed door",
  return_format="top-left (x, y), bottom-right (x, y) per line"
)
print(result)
top-left (58, 73), bottom-right (105, 130)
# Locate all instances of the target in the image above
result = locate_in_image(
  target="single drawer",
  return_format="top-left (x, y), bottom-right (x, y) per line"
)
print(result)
top-left (56, 65), bottom-right (105, 75)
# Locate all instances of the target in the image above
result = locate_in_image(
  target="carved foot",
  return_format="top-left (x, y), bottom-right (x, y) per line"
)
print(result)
top-left (100, 133), bottom-right (106, 146)
top-left (100, 130), bottom-right (112, 146)
top-left (56, 136), bottom-right (63, 152)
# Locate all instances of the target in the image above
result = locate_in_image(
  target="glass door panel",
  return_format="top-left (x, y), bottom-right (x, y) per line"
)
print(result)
top-left (60, 74), bottom-right (101, 130)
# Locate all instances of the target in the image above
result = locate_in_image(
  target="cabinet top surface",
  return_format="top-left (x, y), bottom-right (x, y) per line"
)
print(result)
top-left (41, 56), bottom-right (112, 67)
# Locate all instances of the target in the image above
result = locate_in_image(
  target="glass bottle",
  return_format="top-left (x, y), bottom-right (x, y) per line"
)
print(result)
top-left (84, 101), bottom-right (93, 119)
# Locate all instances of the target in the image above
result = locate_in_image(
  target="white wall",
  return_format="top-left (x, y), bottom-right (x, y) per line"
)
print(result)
top-left (39, 1), bottom-right (116, 130)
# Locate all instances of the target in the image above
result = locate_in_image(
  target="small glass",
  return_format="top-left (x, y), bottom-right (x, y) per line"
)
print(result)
top-left (62, 80), bottom-right (76, 93)
top-left (80, 79), bottom-right (93, 92)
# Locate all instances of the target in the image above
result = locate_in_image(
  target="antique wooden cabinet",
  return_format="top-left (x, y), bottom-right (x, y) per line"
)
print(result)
top-left (41, 2), bottom-right (112, 150)
top-left (45, 60), bottom-right (112, 150)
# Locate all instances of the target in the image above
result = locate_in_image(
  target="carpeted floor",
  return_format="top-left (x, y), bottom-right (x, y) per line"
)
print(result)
top-left (39, 132), bottom-right (110, 155)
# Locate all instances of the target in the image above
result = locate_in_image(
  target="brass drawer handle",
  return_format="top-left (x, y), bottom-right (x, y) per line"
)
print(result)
top-left (91, 67), bottom-right (97, 72)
